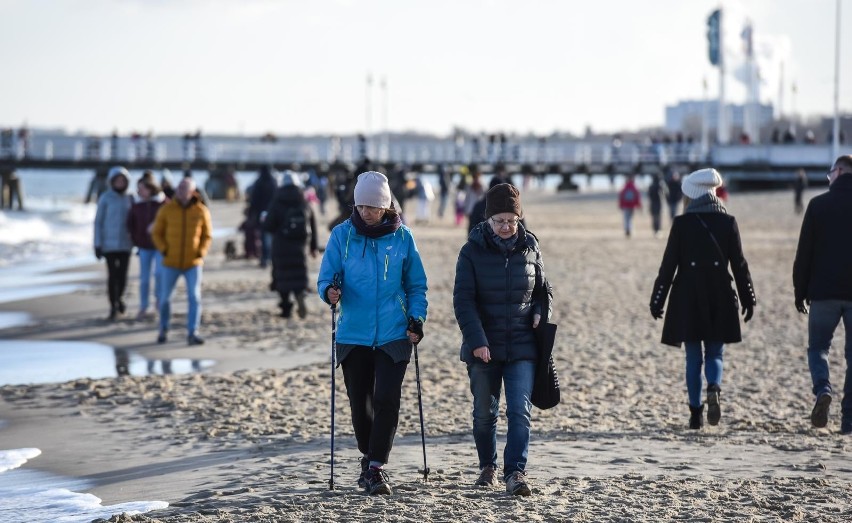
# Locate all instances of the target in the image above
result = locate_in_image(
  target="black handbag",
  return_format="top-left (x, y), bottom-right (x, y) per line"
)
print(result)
top-left (531, 265), bottom-right (560, 410)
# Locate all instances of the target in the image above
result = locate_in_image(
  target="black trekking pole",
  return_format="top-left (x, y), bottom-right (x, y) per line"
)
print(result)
top-left (329, 274), bottom-right (341, 490)
top-left (408, 317), bottom-right (429, 482)
top-left (413, 341), bottom-right (429, 481)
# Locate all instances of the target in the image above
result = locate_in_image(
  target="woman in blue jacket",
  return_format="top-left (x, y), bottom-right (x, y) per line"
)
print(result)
top-left (453, 183), bottom-right (550, 497)
top-left (318, 171), bottom-right (428, 496)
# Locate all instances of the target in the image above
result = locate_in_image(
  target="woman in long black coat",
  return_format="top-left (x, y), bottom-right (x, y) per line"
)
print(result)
top-left (263, 175), bottom-right (318, 318)
top-left (650, 168), bottom-right (756, 430)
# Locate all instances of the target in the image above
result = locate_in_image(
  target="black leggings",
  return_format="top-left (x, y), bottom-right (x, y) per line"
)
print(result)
top-left (104, 252), bottom-right (130, 311)
top-left (341, 346), bottom-right (409, 465)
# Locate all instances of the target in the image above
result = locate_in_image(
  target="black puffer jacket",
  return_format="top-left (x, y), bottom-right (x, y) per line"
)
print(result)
top-left (454, 222), bottom-right (550, 364)
top-left (263, 185), bottom-right (318, 293)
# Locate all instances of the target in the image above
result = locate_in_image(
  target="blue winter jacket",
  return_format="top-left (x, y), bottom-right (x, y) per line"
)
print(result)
top-left (318, 219), bottom-right (428, 348)
top-left (94, 171), bottom-right (133, 253)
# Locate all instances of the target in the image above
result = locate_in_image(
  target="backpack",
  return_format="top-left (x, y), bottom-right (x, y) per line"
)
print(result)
top-left (623, 187), bottom-right (637, 202)
top-left (279, 207), bottom-right (308, 240)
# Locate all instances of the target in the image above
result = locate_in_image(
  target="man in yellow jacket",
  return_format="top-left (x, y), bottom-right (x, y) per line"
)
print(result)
top-left (151, 177), bottom-right (212, 345)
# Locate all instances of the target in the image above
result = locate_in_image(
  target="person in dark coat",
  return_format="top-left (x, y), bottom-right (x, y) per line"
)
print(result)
top-left (453, 183), bottom-right (552, 496)
top-left (665, 170), bottom-right (683, 219)
top-left (793, 155), bottom-right (852, 434)
top-left (793, 168), bottom-right (808, 214)
top-left (249, 166), bottom-right (278, 268)
top-left (650, 168), bottom-right (756, 430)
top-left (127, 171), bottom-right (165, 320)
top-left (648, 173), bottom-right (668, 237)
top-left (262, 172), bottom-right (318, 318)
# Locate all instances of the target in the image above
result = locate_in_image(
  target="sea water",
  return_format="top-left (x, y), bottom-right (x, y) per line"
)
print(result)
top-left (0, 448), bottom-right (168, 523)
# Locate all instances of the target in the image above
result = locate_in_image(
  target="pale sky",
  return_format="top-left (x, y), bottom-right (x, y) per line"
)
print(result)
top-left (0, 0), bottom-right (849, 136)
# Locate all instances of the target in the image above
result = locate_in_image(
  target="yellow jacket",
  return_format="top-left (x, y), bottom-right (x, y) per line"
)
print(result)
top-left (151, 197), bottom-right (212, 270)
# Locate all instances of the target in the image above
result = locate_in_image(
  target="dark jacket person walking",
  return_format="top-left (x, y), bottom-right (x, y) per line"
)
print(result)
top-left (262, 172), bottom-right (318, 318)
top-left (454, 183), bottom-right (551, 496)
top-left (650, 168), bottom-right (756, 430)
top-left (793, 155), bottom-right (852, 434)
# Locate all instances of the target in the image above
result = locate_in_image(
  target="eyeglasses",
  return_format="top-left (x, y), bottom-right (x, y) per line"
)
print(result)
top-left (490, 217), bottom-right (520, 228)
top-left (827, 167), bottom-right (838, 181)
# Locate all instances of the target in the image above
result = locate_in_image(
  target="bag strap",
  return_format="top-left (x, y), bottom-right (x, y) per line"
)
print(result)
top-left (694, 215), bottom-right (725, 261)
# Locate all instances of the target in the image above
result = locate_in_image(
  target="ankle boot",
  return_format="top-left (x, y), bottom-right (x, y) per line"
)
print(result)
top-left (689, 404), bottom-right (704, 430)
top-left (706, 384), bottom-right (721, 426)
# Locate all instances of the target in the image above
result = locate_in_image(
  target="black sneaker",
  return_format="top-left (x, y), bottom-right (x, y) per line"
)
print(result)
top-left (187, 334), bottom-right (205, 346)
top-left (357, 457), bottom-right (369, 489)
top-left (363, 467), bottom-right (392, 495)
top-left (811, 392), bottom-right (832, 428)
top-left (296, 293), bottom-right (307, 319)
top-left (505, 471), bottom-right (531, 496)
top-left (706, 385), bottom-right (721, 426)
top-left (474, 465), bottom-right (497, 486)
top-left (157, 330), bottom-right (168, 344)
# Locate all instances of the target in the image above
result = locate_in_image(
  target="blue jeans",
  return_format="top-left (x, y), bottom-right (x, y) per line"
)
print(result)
top-left (807, 300), bottom-right (852, 420)
top-left (137, 248), bottom-right (162, 312)
top-left (622, 209), bottom-right (635, 234)
top-left (684, 341), bottom-right (725, 408)
top-left (468, 359), bottom-right (535, 479)
top-left (159, 265), bottom-right (202, 336)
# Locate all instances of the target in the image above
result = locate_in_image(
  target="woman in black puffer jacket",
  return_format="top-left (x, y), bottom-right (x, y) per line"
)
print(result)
top-left (453, 183), bottom-right (551, 497)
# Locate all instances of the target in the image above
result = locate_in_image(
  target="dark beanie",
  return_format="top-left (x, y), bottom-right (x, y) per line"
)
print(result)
top-left (485, 183), bottom-right (522, 219)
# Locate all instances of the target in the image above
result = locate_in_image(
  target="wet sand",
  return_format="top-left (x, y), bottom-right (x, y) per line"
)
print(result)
top-left (2, 187), bottom-right (852, 522)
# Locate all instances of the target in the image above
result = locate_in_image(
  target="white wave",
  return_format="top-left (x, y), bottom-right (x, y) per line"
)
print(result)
top-left (0, 449), bottom-right (41, 474)
top-left (0, 449), bottom-right (168, 523)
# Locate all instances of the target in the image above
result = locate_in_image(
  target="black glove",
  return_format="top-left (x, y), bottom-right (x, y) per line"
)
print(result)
top-left (408, 316), bottom-right (424, 341)
top-left (795, 299), bottom-right (809, 315)
top-left (742, 305), bottom-right (754, 323)
top-left (650, 306), bottom-right (664, 320)
top-left (94, 247), bottom-right (103, 260)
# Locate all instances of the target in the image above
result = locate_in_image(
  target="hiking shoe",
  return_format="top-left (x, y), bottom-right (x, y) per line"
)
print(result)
top-left (706, 385), bottom-right (721, 426)
top-left (811, 393), bottom-right (832, 428)
top-left (363, 467), bottom-right (392, 495)
top-left (157, 330), bottom-right (168, 344)
top-left (357, 457), bottom-right (369, 489)
top-left (689, 404), bottom-right (704, 430)
top-left (296, 293), bottom-right (307, 319)
top-left (187, 334), bottom-right (205, 346)
top-left (505, 471), bottom-right (531, 496)
top-left (474, 465), bottom-right (497, 487)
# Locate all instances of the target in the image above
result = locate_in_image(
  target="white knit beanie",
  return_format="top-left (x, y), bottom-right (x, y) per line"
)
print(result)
top-left (681, 168), bottom-right (723, 199)
top-left (353, 171), bottom-right (392, 208)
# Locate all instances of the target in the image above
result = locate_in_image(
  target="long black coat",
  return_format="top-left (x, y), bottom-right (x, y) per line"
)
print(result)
top-left (263, 185), bottom-right (318, 293)
top-left (651, 211), bottom-right (756, 346)
top-left (454, 222), bottom-right (551, 364)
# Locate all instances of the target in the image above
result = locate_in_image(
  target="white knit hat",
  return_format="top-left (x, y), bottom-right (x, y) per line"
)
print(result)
top-left (353, 171), bottom-right (392, 208)
top-left (681, 168), bottom-right (723, 199)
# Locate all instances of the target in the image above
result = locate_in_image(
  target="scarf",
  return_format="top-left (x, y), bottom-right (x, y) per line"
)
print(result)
top-left (350, 209), bottom-right (402, 239)
top-left (684, 193), bottom-right (728, 214)
top-left (486, 223), bottom-right (519, 255)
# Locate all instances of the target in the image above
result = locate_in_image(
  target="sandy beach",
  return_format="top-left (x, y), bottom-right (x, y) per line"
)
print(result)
top-left (2, 185), bottom-right (852, 522)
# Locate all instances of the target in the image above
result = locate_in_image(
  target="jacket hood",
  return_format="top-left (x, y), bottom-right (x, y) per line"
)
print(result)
top-left (274, 184), bottom-right (306, 205)
top-left (108, 166), bottom-right (130, 183)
